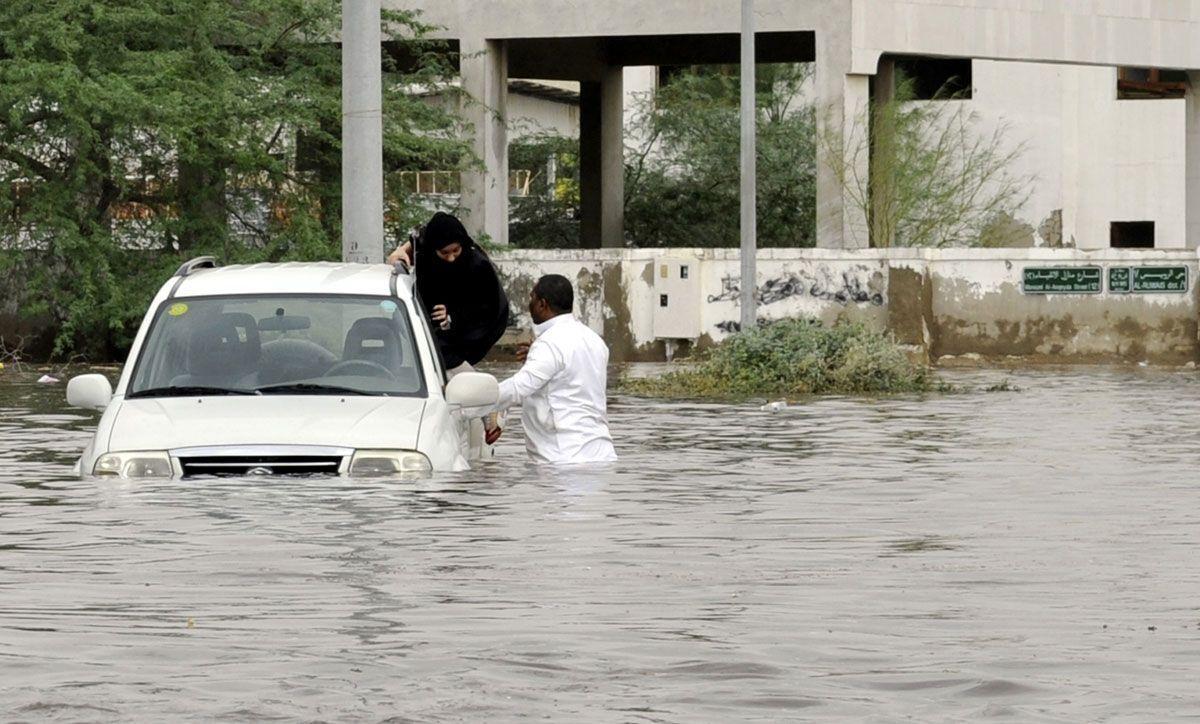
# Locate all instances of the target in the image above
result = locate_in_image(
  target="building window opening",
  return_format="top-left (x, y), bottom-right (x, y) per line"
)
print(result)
top-left (1117, 68), bottom-right (1188, 100)
top-left (400, 171), bottom-right (461, 196)
top-left (891, 56), bottom-right (972, 100)
top-left (1110, 221), bottom-right (1155, 248)
top-left (508, 169), bottom-right (533, 197)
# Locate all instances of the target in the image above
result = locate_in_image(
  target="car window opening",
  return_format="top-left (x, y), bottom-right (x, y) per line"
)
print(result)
top-left (128, 295), bottom-right (427, 398)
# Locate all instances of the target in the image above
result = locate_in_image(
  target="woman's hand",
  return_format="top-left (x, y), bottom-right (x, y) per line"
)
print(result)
top-left (431, 304), bottom-right (451, 330)
top-left (387, 240), bottom-right (413, 266)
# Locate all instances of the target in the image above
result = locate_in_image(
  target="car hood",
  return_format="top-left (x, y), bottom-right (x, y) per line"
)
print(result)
top-left (106, 396), bottom-right (426, 452)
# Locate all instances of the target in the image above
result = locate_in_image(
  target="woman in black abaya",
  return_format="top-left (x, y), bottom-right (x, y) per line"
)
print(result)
top-left (400, 212), bottom-right (510, 373)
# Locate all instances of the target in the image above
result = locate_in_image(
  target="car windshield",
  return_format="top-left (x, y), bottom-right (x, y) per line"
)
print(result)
top-left (128, 295), bottom-right (426, 397)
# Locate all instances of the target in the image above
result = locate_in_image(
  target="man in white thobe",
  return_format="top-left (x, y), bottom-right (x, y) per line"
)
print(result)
top-left (491, 274), bottom-right (617, 464)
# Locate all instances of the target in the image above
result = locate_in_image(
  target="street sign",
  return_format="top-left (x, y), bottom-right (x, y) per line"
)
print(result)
top-left (1131, 266), bottom-right (1188, 293)
top-left (1107, 266), bottom-right (1188, 293)
top-left (1108, 267), bottom-right (1131, 293)
top-left (1022, 266), bottom-right (1102, 294)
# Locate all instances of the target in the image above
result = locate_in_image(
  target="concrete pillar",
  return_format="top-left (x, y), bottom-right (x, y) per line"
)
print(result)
top-left (341, 0), bottom-right (384, 263)
top-left (1187, 71), bottom-right (1200, 250)
top-left (580, 66), bottom-right (625, 249)
top-left (460, 38), bottom-right (508, 245)
top-left (816, 37), bottom-right (870, 249)
top-left (870, 57), bottom-right (897, 248)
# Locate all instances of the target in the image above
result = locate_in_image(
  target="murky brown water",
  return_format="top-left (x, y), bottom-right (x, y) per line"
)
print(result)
top-left (3, 365), bottom-right (1200, 721)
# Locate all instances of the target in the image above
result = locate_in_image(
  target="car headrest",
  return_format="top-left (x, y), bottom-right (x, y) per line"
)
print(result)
top-left (342, 317), bottom-right (403, 370)
top-left (188, 313), bottom-right (261, 378)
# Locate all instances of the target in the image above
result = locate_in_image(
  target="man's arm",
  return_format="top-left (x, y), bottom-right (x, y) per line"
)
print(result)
top-left (493, 340), bottom-right (561, 412)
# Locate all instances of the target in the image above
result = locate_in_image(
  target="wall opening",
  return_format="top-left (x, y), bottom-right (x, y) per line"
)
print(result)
top-left (891, 56), bottom-right (972, 99)
top-left (1117, 68), bottom-right (1188, 100)
top-left (1110, 221), bottom-right (1155, 248)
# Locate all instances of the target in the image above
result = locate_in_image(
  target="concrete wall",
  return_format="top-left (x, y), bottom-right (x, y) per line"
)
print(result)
top-left (507, 93), bottom-right (580, 139)
top-left (853, 0), bottom-right (1200, 74)
top-left (399, 0), bottom-right (847, 39)
top-left (963, 60), bottom-right (1186, 250)
top-left (492, 248), bottom-right (1200, 365)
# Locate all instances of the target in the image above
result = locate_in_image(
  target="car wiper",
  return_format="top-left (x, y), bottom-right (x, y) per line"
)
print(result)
top-left (128, 385), bottom-right (260, 398)
top-left (254, 383), bottom-right (377, 396)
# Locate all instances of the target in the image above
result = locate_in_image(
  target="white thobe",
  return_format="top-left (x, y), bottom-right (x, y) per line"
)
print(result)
top-left (494, 314), bottom-right (618, 464)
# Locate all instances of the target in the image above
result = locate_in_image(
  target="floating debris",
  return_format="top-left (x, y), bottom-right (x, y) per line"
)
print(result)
top-left (36, 375), bottom-right (59, 384)
top-left (760, 400), bottom-right (788, 412)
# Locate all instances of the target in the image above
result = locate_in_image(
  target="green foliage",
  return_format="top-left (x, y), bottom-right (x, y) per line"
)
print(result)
top-left (827, 74), bottom-right (1033, 248)
top-left (0, 0), bottom-right (468, 358)
top-left (624, 64), bottom-right (816, 248)
top-left (505, 64), bottom-right (817, 249)
top-left (508, 135), bottom-right (580, 248)
top-left (619, 318), bottom-right (929, 399)
top-left (984, 380), bottom-right (1019, 392)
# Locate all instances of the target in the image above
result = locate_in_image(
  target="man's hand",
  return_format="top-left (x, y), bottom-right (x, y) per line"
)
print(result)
top-left (485, 426), bottom-right (502, 445)
top-left (387, 240), bottom-right (413, 266)
top-left (431, 304), bottom-right (451, 330)
top-left (516, 342), bottom-right (531, 361)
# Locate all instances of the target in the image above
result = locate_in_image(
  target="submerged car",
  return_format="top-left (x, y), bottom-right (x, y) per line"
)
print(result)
top-left (66, 257), bottom-right (500, 478)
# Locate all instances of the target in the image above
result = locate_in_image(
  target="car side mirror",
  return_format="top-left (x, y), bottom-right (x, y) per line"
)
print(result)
top-left (445, 372), bottom-right (499, 414)
top-left (67, 374), bottom-right (113, 411)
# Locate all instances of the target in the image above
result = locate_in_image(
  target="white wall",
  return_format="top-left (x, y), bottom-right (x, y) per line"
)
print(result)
top-left (909, 60), bottom-right (1185, 250)
top-left (507, 93), bottom-right (580, 140)
top-left (855, 1), bottom-right (1200, 252)
top-left (853, 0), bottom-right (1200, 75)
top-left (1064, 68), bottom-right (1186, 249)
top-left (492, 247), bottom-right (1200, 363)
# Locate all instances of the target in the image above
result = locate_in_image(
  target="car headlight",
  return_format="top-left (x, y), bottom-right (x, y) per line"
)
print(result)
top-left (94, 451), bottom-right (174, 478)
top-left (348, 450), bottom-right (432, 477)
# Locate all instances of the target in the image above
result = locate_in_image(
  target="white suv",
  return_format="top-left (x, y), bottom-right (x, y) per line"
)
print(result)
top-left (66, 257), bottom-right (500, 478)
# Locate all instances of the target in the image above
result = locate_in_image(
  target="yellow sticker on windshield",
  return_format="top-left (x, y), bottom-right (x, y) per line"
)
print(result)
top-left (168, 303), bottom-right (189, 317)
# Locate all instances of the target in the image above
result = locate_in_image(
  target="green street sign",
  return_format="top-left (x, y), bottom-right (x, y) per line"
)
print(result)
top-left (1131, 265), bottom-right (1188, 293)
top-left (1109, 267), bottom-right (1131, 293)
top-left (1107, 266), bottom-right (1187, 293)
top-left (1022, 266), bottom-right (1102, 294)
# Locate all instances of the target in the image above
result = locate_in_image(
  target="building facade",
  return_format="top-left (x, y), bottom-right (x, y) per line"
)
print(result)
top-left (394, 0), bottom-right (1200, 252)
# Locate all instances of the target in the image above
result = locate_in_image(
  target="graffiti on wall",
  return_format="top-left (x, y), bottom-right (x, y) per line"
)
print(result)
top-left (706, 265), bottom-right (885, 307)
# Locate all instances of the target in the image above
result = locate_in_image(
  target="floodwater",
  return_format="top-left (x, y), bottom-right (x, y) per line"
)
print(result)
top-left (2, 365), bottom-right (1200, 721)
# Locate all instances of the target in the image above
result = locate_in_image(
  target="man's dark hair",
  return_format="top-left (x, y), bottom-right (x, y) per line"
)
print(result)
top-left (533, 274), bottom-right (574, 314)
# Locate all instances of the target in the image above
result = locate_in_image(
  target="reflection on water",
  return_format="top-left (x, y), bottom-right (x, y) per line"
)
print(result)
top-left (3, 366), bottom-right (1200, 720)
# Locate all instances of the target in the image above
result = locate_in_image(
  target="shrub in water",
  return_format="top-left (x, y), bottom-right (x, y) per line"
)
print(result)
top-left (620, 318), bottom-right (928, 399)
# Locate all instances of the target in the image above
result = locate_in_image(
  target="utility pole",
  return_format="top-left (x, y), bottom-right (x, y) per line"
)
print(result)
top-left (342, 0), bottom-right (384, 263)
top-left (739, 0), bottom-right (757, 330)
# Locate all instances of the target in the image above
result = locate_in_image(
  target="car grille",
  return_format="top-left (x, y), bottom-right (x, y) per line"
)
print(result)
top-left (178, 455), bottom-right (344, 478)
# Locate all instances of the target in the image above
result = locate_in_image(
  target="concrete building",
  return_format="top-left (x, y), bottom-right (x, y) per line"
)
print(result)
top-left (396, 0), bottom-right (1200, 251)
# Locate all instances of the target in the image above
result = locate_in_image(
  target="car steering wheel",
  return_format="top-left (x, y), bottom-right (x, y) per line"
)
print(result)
top-left (324, 359), bottom-right (397, 380)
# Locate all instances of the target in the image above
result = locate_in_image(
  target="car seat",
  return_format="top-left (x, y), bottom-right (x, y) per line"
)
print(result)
top-left (342, 317), bottom-right (404, 372)
top-left (171, 313), bottom-right (260, 388)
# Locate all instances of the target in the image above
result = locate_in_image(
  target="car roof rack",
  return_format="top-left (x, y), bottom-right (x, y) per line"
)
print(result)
top-left (175, 256), bottom-right (218, 277)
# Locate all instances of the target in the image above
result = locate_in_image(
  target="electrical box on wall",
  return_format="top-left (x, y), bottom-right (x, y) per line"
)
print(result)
top-left (653, 255), bottom-right (702, 339)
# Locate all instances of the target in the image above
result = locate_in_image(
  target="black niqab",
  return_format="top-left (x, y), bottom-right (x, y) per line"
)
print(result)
top-left (414, 213), bottom-right (510, 369)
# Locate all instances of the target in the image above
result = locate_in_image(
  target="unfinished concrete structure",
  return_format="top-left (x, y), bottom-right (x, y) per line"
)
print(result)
top-left (397, 0), bottom-right (1200, 250)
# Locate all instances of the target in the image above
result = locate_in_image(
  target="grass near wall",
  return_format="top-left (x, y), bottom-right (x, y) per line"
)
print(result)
top-left (618, 318), bottom-right (931, 399)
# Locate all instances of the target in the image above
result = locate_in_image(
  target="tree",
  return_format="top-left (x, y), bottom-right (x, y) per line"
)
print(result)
top-left (623, 64), bottom-right (817, 248)
top-left (0, 0), bottom-right (468, 358)
top-left (502, 64), bottom-right (818, 250)
top-left (508, 134), bottom-right (580, 249)
top-left (823, 75), bottom-right (1033, 248)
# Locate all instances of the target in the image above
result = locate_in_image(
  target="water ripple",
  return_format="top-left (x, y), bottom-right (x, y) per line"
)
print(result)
top-left (2, 366), bottom-right (1200, 720)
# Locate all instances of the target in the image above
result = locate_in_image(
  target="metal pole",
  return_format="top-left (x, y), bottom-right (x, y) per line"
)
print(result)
top-left (342, 0), bottom-right (384, 263)
top-left (739, 0), bottom-right (757, 330)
